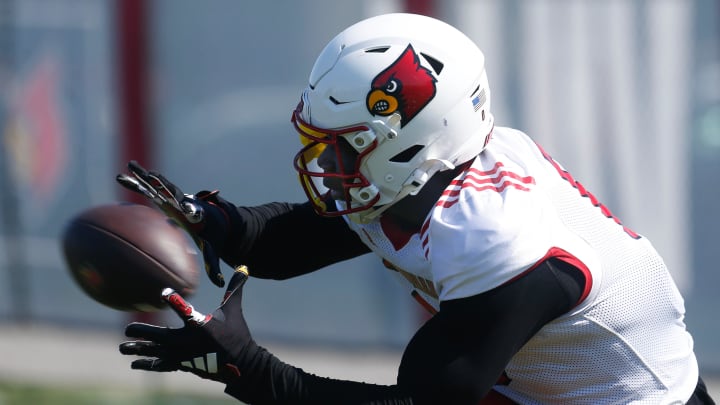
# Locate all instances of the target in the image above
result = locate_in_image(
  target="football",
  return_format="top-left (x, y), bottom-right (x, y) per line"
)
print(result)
top-left (61, 202), bottom-right (201, 312)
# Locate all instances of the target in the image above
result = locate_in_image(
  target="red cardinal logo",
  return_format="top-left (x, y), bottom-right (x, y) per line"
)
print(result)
top-left (366, 44), bottom-right (437, 127)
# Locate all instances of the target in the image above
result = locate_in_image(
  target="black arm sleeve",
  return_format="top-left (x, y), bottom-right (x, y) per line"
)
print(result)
top-left (209, 198), bottom-right (371, 279)
top-left (222, 257), bottom-right (586, 404)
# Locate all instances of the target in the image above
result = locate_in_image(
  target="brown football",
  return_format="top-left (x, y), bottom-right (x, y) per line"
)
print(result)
top-left (61, 202), bottom-right (201, 312)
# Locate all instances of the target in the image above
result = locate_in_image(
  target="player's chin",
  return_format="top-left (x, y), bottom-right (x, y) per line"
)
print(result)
top-left (322, 180), bottom-right (345, 200)
top-left (328, 188), bottom-right (346, 201)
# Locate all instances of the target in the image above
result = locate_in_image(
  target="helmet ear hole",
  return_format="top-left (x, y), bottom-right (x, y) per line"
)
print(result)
top-left (390, 144), bottom-right (425, 163)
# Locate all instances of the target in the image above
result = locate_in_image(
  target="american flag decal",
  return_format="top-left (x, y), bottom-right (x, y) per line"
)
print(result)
top-left (472, 89), bottom-right (486, 112)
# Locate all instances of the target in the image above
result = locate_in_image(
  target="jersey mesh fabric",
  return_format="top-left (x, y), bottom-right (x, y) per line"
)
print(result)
top-left (349, 221), bottom-right (438, 305)
top-left (492, 128), bottom-right (697, 404)
top-left (348, 127), bottom-right (698, 403)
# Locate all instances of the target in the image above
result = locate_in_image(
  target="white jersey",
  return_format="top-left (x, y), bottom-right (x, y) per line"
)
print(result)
top-left (344, 127), bottom-right (698, 404)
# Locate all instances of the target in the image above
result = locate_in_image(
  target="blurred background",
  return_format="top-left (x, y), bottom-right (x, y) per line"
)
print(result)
top-left (0, 0), bottom-right (718, 403)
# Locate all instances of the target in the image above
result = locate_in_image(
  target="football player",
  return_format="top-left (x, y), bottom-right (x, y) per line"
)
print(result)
top-left (118, 13), bottom-right (715, 404)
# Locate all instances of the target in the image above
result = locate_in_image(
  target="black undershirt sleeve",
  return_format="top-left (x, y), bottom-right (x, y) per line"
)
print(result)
top-left (214, 199), bottom-right (371, 279)
top-left (222, 257), bottom-right (586, 404)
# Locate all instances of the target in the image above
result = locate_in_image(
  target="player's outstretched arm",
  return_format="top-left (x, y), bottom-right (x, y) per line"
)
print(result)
top-left (117, 161), bottom-right (371, 284)
top-left (119, 266), bottom-right (413, 404)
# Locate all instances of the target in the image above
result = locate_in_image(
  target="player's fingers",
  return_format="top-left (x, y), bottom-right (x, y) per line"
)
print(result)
top-left (201, 240), bottom-right (225, 288)
top-left (124, 322), bottom-right (175, 343)
top-left (116, 173), bottom-right (151, 197)
top-left (127, 160), bottom-right (150, 179)
top-left (220, 266), bottom-right (249, 318)
top-left (162, 288), bottom-right (211, 326)
top-left (119, 340), bottom-right (168, 358)
top-left (130, 358), bottom-right (179, 372)
top-left (126, 161), bottom-right (171, 206)
top-left (148, 171), bottom-right (184, 202)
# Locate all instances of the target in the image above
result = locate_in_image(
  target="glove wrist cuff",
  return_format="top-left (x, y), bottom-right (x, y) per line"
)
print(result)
top-left (193, 190), bottom-right (236, 254)
top-left (223, 340), bottom-right (280, 403)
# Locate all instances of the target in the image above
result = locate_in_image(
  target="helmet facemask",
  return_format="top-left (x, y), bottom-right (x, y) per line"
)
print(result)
top-left (293, 100), bottom-right (455, 223)
top-left (292, 101), bottom-right (382, 219)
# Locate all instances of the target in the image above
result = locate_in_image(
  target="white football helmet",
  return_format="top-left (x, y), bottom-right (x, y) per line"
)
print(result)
top-left (292, 13), bottom-right (494, 223)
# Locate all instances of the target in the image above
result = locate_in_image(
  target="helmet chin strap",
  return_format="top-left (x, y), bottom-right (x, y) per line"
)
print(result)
top-left (350, 159), bottom-right (454, 224)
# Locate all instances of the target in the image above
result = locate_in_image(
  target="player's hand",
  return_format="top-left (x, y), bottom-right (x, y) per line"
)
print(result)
top-left (119, 266), bottom-right (252, 383)
top-left (117, 160), bottom-right (226, 287)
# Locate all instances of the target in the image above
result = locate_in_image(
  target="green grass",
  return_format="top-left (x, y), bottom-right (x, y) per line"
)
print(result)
top-left (0, 381), bottom-right (242, 405)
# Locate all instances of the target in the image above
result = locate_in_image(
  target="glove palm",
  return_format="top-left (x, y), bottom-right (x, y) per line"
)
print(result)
top-left (119, 266), bottom-right (252, 383)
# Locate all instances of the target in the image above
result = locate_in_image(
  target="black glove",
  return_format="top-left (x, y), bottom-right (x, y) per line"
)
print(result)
top-left (117, 160), bottom-right (229, 287)
top-left (120, 265), bottom-right (410, 404)
top-left (119, 265), bottom-right (252, 383)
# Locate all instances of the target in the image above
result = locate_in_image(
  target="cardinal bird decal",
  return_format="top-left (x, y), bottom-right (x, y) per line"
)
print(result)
top-left (366, 44), bottom-right (437, 127)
